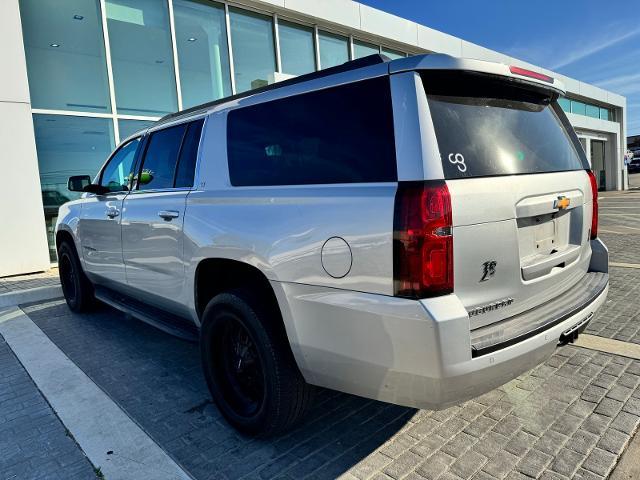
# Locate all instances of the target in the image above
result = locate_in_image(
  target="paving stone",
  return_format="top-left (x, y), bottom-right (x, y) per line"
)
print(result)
top-left (581, 447), bottom-right (618, 477)
top-left (449, 450), bottom-right (486, 479)
top-left (482, 450), bottom-right (520, 479)
top-left (515, 448), bottom-right (552, 478)
top-left (415, 452), bottom-right (454, 480)
top-left (550, 448), bottom-right (584, 478)
top-left (597, 427), bottom-right (630, 455)
top-left (569, 429), bottom-right (599, 455)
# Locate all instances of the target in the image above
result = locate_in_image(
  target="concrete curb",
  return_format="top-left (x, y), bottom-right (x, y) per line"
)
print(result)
top-left (0, 285), bottom-right (63, 308)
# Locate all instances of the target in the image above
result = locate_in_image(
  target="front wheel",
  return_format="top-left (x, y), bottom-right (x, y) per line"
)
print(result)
top-left (57, 240), bottom-right (94, 312)
top-left (200, 290), bottom-right (312, 436)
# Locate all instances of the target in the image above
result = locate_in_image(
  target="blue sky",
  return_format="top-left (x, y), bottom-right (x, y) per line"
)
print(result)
top-left (362, 0), bottom-right (640, 136)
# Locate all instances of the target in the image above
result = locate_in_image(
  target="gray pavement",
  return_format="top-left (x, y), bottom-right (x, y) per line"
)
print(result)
top-left (0, 335), bottom-right (96, 480)
top-left (1, 189), bottom-right (640, 480)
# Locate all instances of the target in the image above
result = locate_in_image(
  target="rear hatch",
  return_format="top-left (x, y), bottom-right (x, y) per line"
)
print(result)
top-left (422, 70), bottom-right (594, 330)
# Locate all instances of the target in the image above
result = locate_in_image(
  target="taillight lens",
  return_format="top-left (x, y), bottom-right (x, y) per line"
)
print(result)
top-left (587, 170), bottom-right (598, 239)
top-left (393, 181), bottom-right (453, 298)
top-left (509, 66), bottom-right (554, 83)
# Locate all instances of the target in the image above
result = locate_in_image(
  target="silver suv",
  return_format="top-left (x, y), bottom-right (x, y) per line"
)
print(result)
top-left (57, 54), bottom-right (609, 435)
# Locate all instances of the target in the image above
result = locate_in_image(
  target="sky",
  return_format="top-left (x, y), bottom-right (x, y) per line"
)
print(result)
top-left (361, 0), bottom-right (640, 137)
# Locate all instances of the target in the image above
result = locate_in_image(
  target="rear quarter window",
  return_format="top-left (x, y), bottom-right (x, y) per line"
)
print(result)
top-left (226, 77), bottom-right (397, 186)
top-left (423, 71), bottom-right (588, 179)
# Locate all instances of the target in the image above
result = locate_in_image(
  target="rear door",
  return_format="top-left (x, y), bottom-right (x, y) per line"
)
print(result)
top-left (121, 119), bottom-right (204, 311)
top-left (421, 71), bottom-right (593, 329)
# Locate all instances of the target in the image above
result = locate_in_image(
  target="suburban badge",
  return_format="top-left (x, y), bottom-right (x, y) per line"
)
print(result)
top-left (480, 260), bottom-right (497, 282)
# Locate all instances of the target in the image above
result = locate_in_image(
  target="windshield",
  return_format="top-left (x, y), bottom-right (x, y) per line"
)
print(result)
top-left (422, 71), bottom-right (588, 179)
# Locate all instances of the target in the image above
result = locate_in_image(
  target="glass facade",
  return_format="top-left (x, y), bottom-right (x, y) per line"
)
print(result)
top-left (318, 31), bottom-right (349, 69)
top-left (174, 0), bottom-right (231, 108)
top-left (18, 0), bottom-right (413, 260)
top-left (118, 119), bottom-right (156, 139)
top-left (106, 0), bottom-right (178, 115)
top-left (558, 96), bottom-right (614, 122)
top-left (279, 21), bottom-right (316, 75)
top-left (20, 0), bottom-right (111, 113)
top-left (33, 115), bottom-right (115, 260)
top-left (229, 8), bottom-right (276, 93)
top-left (353, 40), bottom-right (378, 59)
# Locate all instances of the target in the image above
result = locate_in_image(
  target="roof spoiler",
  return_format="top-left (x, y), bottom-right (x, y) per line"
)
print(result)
top-left (389, 54), bottom-right (565, 95)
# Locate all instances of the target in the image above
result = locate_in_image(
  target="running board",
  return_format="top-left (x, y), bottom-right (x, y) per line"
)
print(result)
top-left (94, 286), bottom-right (198, 343)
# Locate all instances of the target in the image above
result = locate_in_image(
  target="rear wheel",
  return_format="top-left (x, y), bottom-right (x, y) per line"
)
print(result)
top-left (200, 290), bottom-right (312, 436)
top-left (57, 240), bottom-right (94, 312)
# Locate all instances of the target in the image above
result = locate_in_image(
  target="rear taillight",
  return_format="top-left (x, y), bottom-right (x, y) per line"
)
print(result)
top-left (587, 170), bottom-right (598, 239)
top-left (393, 181), bottom-right (453, 298)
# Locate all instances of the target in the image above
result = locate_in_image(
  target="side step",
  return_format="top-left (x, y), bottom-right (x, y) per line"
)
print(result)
top-left (94, 286), bottom-right (198, 343)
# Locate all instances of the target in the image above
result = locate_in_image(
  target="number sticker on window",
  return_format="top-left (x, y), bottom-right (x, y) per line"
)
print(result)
top-left (448, 153), bottom-right (467, 173)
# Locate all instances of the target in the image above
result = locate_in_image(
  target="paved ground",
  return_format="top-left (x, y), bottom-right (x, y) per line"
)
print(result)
top-left (0, 335), bottom-right (96, 479)
top-left (0, 268), bottom-right (59, 294)
top-left (1, 190), bottom-right (640, 480)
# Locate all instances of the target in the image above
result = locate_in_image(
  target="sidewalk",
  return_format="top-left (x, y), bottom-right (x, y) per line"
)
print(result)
top-left (0, 269), bottom-right (62, 308)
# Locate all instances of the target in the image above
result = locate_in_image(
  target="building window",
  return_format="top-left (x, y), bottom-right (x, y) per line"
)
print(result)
top-left (19, 0), bottom-right (111, 113)
top-left (33, 114), bottom-right (115, 260)
top-left (229, 8), bottom-right (276, 93)
top-left (353, 39), bottom-right (378, 59)
top-left (118, 119), bottom-right (155, 140)
top-left (278, 20), bottom-right (316, 76)
top-left (571, 100), bottom-right (586, 116)
top-left (381, 47), bottom-right (405, 60)
top-left (586, 104), bottom-right (600, 119)
top-left (173, 0), bottom-right (231, 108)
top-left (600, 108), bottom-right (611, 121)
top-left (105, 0), bottom-right (178, 115)
top-left (318, 31), bottom-right (349, 69)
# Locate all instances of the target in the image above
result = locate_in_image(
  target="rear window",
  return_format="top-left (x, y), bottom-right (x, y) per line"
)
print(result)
top-left (423, 71), bottom-right (588, 179)
top-left (227, 77), bottom-right (396, 186)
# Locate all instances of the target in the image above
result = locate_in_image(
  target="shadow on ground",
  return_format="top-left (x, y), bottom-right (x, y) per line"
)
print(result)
top-left (24, 300), bottom-right (413, 480)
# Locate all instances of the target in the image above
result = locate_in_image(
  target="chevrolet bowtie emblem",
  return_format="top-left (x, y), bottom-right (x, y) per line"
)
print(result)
top-left (554, 196), bottom-right (570, 210)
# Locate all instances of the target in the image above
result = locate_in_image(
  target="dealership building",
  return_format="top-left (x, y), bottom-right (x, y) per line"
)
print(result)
top-left (0, 0), bottom-right (628, 277)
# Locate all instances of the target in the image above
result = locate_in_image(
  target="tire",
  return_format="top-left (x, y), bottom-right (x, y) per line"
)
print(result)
top-left (200, 289), bottom-right (312, 436)
top-left (57, 240), bottom-right (95, 312)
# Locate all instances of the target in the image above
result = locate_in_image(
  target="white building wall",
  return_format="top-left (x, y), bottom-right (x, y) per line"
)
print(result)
top-left (0, 0), bottom-right (50, 276)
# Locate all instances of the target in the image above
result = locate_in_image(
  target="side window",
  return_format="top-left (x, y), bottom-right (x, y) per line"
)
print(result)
top-left (100, 138), bottom-right (140, 192)
top-left (226, 76), bottom-right (397, 186)
top-left (174, 119), bottom-right (205, 188)
top-left (138, 124), bottom-right (187, 190)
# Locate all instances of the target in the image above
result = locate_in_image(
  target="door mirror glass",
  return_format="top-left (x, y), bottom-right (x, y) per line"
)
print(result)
top-left (68, 175), bottom-right (92, 192)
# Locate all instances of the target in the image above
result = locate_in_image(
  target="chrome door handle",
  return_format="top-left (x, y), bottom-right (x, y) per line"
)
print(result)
top-left (158, 210), bottom-right (180, 220)
top-left (106, 208), bottom-right (120, 218)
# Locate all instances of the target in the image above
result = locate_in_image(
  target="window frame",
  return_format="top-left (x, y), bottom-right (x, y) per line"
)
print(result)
top-left (131, 117), bottom-right (205, 193)
top-left (96, 136), bottom-right (143, 193)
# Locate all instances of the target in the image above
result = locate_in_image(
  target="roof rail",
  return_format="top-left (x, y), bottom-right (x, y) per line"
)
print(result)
top-left (157, 54), bottom-right (391, 125)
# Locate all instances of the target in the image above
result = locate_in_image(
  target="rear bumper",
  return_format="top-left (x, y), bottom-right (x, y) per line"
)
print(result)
top-left (278, 252), bottom-right (608, 410)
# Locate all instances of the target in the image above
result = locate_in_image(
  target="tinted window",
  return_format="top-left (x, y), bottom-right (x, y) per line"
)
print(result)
top-left (139, 124), bottom-right (186, 190)
top-left (227, 77), bottom-right (396, 186)
top-left (423, 72), bottom-right (587, 179)
top-left (101, 138), bottom-right (140, 192)
top-left (175, 119), bottom-right (205, 188)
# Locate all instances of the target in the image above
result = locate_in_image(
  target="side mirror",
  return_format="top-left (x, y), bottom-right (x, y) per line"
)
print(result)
top-left (68, 175), bottom-right (91, 192)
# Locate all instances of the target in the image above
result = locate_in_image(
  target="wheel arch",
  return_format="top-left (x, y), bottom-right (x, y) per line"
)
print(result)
top-left (194, 257), bottom-right (311, 380)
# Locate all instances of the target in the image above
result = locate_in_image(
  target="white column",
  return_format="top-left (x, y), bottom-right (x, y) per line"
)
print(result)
top-left (0, 0), bottom-right (50, 276)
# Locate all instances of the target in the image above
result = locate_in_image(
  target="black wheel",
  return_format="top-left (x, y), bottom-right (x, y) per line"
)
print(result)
top-left (201, 289), bottom-right (312, 436)
top-left (57, 240), bottom-right (94, 312)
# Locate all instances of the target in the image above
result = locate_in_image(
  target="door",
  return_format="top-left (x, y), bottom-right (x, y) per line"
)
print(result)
top-left (590, 140), bottom-right (606, 191)
top-left (121, 119), bottom-right (204, 310)
top-left (79, 137), bottom-right (141, 285)
top-left (420, 70), bottom-right (594, 329)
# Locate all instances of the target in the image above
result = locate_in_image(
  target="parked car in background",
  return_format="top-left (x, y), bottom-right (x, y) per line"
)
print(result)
top-left (628, 151), bottom-right (640, 173)
top-left (56, 54), bottom-right (609, 435)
